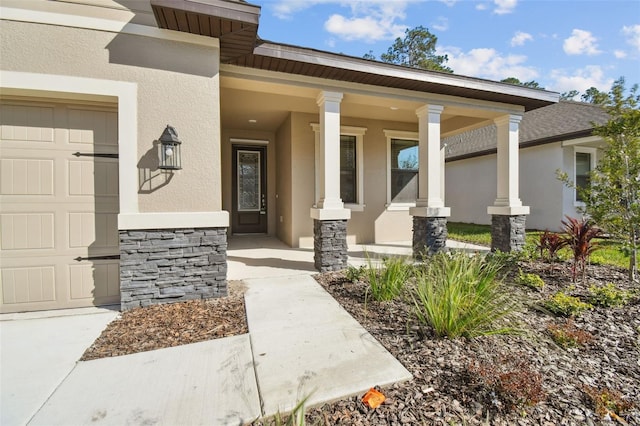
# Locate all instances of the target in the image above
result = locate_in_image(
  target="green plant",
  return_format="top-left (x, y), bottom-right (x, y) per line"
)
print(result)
top-left (514, 269), bottom-right (545, 290)
top-left (412, 252), bottom-right (520, 338)
top-left (365, 256), bottom-right (412, 302)
top-left (270, 395), bottom-right (311, 426)
top-left (547, 319), bottom-right (594, 348)
top-left (543, 291), bottom-right (593, 317)
top-left (588, 282), bottom-right (633, 307)
top-left (468, 353), bottom-right (545, 410)
top-left (582, 385), bottom-right (634, 419)
top-left (345, 265), bottom-right (366, 283)
top-left (561, 216), bottom-right (603, 282)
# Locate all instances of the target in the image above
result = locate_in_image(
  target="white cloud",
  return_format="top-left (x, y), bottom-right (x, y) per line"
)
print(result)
top-left (321, 1), bottom-right (410, 42)
top-left (614, 50), bottom-right (627, 59)
top-left (511, 31), bottom-right (533, 47)
top-left (476, 3), bottom-right (488, 11)
top-left (438, 0), bottom-right (458, 6)
top-left (548, 65), bottom-right (614, 94)
top-left (325, 14), bottom-right (405, 41)
top-left (432, 17), bottom-right (449, 32)
top-left (622, 24), bottom-right (640, 53)
top-left (494, 0), bottom-right (518, 15)
top-left (563, 29), bottom-right (601, 55)
top-left (441, 46), bottom-right (538, 81)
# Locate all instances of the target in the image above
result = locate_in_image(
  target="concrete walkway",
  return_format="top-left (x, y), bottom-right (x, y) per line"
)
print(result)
top-left (2, 274), bottom-right (411, 425)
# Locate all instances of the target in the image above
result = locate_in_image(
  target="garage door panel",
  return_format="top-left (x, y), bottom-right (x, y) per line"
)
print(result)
top-left (0, 104), bottom-right (54, 143)
top-left (1, 213), bottom-right (54, 250)
top-left (1, 100), bottom-right (119, 313)
top-left (1, 266), bottom-right (56, 304)
top-left (0, 158), bottom-right (54, 195)
top-left (69, 262), bottom-right (119, 301)
top-left (68, 109), bottom-right (118, 147)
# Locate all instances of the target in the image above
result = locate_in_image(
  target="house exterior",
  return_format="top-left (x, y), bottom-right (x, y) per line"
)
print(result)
top-left (0, 0), bottom-right (558, 314)
top-left (444, 101), bottom-right (609, 232)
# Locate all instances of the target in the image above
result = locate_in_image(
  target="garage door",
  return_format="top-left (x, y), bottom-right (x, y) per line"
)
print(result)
top-left (0, 100), bottom-right (120, 313)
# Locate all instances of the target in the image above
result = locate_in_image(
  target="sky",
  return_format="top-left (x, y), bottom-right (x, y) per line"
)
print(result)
top-left (252, 0), bottom-right (640, 97)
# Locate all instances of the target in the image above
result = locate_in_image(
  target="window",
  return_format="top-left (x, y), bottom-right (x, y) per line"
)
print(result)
top-left (311, 124), bottom-right (366, 210)
top-left (384, 130), bottom-right (419, 208)
top-left (340, 135), bottom-right (357, 204)
top-left (574, 148), bottom-right (596, 203)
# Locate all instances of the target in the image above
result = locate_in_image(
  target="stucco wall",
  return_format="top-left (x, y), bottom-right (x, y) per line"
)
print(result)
top-left (0, 19), bottom-right (222, 213)
top-left (446, 142), bottom-right (568, 231)
top-left (275, 114), bottom-right (293, 246)
top-left (221, 129), bottom-right (276, 235)
top-left (288, 112), bottom-right (418, 247)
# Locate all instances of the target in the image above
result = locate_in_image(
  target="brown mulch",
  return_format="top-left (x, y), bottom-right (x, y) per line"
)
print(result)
top-left (80, 280), bottom-right (248, 361)
top-left (304, 261), bottom-right (640, 426)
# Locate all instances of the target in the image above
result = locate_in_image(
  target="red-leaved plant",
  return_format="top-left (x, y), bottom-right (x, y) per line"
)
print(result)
top-left (537, 230), bottom-right (568, 265)
top-left (561, 216), bottom-right (602, 282)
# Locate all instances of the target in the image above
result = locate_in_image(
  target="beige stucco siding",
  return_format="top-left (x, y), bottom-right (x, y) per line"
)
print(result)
top-left (1, 19), bottom-right (221, 213)
top-left (446, 155), bottom-right (496, 226)
top-left (285, 112), bottom-right (418, 247)
top-left (275, 114), bottom-right (293, 245)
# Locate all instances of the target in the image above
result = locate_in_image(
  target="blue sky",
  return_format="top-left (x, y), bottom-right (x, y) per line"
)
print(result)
top-left (252, 0), bottom-right (640, 97)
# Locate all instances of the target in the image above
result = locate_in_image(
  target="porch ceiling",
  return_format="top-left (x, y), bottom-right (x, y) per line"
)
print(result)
top-left (220, 76), bottom-right (497, 136)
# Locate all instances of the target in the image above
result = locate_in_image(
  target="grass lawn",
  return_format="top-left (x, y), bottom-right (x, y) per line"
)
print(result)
top-left (447, 222), bottom-right (632, 269)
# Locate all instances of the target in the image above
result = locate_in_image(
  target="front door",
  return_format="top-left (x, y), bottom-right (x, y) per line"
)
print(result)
top-left (232, 145), bottom-right (267, 234)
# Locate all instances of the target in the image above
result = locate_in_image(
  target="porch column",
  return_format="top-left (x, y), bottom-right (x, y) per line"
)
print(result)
top-left (310, 91), bottom-right (351, 272)
top-left (410, 104), bottom-right (450, 258)
top-left (487, 114), bottom-right (529, 252)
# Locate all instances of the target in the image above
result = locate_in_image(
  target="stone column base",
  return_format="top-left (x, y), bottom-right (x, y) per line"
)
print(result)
top-left (491, 215), bottom-right (526, 252)
top-left (413, 216), bottom-right (448, 258)
top-left (119, 227), bottom-right (227, 311)
top-left (314, 219), bottom-right (348, 272)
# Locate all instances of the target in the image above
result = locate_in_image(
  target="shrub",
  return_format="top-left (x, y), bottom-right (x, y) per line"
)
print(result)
top-left (468, 353), bottom-right (545, 410)
top-left (588, 283), bottom-right (633, 307)
top-left (582, 385), bottom-right (634, 419)
top-left (561, 216), bottom-right (603, 282)
top-left (544, 292), bottom-right (593, 317)
top-left (547, 319), bottom-right (594, 348)
top-left (413, 252), bottom-right (520, 338)
top-left (365, 256), bottom-right (412, 302)
top-left (515, 269), bottom-right (545, 290)
top-left (345, 265), bottom-right (366, 283)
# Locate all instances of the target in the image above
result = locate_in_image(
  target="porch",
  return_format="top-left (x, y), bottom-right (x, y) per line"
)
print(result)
top-left (227, 235), bottom-right (489, 280)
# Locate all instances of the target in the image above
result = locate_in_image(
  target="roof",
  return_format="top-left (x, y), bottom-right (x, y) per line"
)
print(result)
top-left (150, 0), bottom-right (558, 111)
top-left (444, 101), bottom-right (609, 160)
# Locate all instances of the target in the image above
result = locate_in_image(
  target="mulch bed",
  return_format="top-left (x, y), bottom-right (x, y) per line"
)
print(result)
top-left (305, 261), bottom-right (640, 426)
top-left (80, 281), bottom-right (248, 361)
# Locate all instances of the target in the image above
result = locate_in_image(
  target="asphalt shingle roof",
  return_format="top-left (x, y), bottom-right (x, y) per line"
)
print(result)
top-left (444, 101), bottom-right (609, 160)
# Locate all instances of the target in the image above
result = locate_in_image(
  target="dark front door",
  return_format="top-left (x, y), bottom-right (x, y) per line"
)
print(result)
top-left (232, 145), bottom-right (267, 234)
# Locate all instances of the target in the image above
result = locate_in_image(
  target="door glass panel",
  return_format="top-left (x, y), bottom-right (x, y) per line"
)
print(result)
top-left (238, 150), bottom-right (261, 211)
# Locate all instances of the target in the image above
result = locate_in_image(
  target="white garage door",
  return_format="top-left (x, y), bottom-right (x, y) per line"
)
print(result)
top-left (0, 99), bottom-right (120, 313)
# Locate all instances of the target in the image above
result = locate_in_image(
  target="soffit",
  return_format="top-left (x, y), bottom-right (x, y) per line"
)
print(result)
top-left (150, 0), bottom-right (260, 62)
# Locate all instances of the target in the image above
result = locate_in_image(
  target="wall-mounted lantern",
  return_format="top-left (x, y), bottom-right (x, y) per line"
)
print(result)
top-left (158, 125), bottom-right (182, 170)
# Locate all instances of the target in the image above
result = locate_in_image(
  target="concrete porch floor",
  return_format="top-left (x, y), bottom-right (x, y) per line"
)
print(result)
top-left (227, 234), bottom-right (489, 280)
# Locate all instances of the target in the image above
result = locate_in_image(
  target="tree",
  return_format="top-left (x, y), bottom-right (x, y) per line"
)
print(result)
top-left (559, 78), bottom-right (640, 282)
top-left (560, 90), bottom-right (580, 101)
top-left (500, 77), bottom-right (544, 89)
top-left (377, 26), bottom-right (453, 73)
top-left (581, 86), bottom-right (609, 104)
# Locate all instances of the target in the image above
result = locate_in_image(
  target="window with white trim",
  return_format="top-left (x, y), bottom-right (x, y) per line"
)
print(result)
top-left (384, 130), bottom-right (419, 209)
top-left (574, 147), bottom-right (596, 203)
top-left (312, 124), bottom-right (366, 211)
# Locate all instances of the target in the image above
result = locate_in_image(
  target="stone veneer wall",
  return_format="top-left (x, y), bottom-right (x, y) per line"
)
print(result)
top-left (119, 227), bottom-right (227, 311)
top-left (314, 219), bottom-right (348, 272)
top-left (413, 216), bottom-right (448, 258)
top-left (491, 215), bottom-right (526, 252)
